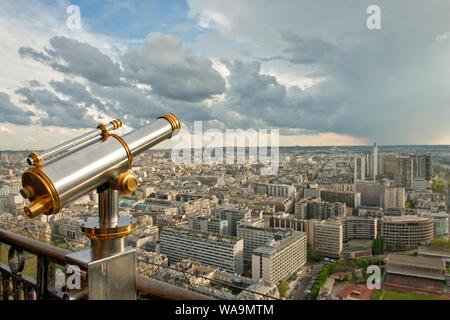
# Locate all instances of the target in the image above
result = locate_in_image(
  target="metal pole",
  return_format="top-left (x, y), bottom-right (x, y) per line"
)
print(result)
top-left (90, 188), bottom-right (126, 260)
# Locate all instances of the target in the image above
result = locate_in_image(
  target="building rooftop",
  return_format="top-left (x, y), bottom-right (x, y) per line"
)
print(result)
top-left (253, 231), bottom-right (306, 256)
top-left (344, 246), bottom-right (371, 252)
top-left (383, 215), bottom-right (433, 223)
top-left (161, 226), bottom-right (240, 244)
top-left (418, 246), bottom-right (450, 259)
top-left (387, 254), bottom-right (445, 269)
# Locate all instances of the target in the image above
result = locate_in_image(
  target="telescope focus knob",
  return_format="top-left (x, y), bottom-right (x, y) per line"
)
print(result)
top-left (117, 172), bottom-right (138, 195)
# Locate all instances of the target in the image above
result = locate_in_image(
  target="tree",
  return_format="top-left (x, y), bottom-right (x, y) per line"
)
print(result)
top-left (307, 243), bottom-right (322, 262)
top-left (372, 236), bottom-right (386, 255)
top-left (405, 200), bottom-right (414, 209)
top-left (432, 179), bottom-right (447, 194)
top-left (277, 281), bottom-right (289, 298)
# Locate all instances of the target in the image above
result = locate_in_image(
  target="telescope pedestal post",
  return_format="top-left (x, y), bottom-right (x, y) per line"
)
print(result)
top-left (67, 187), bottom-right (137, 300)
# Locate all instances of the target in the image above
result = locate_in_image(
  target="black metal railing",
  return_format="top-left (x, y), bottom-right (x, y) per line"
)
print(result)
top-left (0, 229), bottom-right (68, 300)
top-left (0, 229), bottom-right (213, 300)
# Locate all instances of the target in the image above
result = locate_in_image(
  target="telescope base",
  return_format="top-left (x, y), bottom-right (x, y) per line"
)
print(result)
top-left (66, 247), bottom-right (136, 300)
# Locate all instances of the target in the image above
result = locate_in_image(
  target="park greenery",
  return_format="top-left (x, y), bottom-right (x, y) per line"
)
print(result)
top-left (432, 178), bottom-right (447, 194)
top-left (310, 257), bottom-right (384, 300)
top-left (307, 243), bottom-right (322, 262)
top-left (277, 280), bottom-right (289, 298)
top-left (372, 289), bottom-right (447, 300)
top-left (372, 236), bottom-right (386, 255)
top-left (430, 238), bottom-right (450, 249)
top-left (405, 200), bottom-right (414, 209)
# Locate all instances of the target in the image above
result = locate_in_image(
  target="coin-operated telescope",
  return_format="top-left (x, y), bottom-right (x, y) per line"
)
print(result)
top-left (20, 113), bottom-right (180, 300)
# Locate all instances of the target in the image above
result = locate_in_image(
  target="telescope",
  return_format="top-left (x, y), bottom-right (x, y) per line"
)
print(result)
top-left (19, 113), bottom-right (180, 299)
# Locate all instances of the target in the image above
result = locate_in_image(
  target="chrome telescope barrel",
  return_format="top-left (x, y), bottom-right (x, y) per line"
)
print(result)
top-left (20, 114), bottom-right (180, 218)
top-left (27, 119), bottom-right (123, 166)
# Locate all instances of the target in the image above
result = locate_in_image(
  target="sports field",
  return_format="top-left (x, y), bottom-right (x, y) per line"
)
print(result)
top-left (372, 289), bottom-right (448, 300)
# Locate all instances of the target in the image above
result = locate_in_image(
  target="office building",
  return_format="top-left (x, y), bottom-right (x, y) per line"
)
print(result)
top-left (382, 216), bottom-right (434, 249)
top-left (420, 212), bottom-right (449, 238)
top-left (237, 221), bottom-right (294, 263)
top-left (356, 181), bottom-right (385, 207)
top-left (160, 227), bottom-right (244, 274)
top-left (320, 190), bottom-right (361, 208)
top-left (314, 220), bottom-right (343, 258)
top-left (188, 216), bottom-right (229, 235)
top-left (215, 205), bottom-right (251, 237)
top-left (384, 186), bottom-right (406, 209)
top-left (395, 156), bottom-right (414, 190)
top-left (252, 231), bottom-right (307, 284)
top-left (295, 198), bottom-right (346, 220)
top-left (412, 153), bottom-right (432, 181)
top-left (255, 183), bottom-right (296, 198)
top-left (338, 216), bottom-right (377, 242)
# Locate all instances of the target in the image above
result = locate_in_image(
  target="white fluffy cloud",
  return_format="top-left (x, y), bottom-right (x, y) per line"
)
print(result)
top-left (1, 0), bottom-right (449, 149)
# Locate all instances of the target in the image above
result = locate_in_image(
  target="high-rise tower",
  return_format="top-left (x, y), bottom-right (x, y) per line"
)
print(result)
top-left (373, 142), bottom-right (378, 181)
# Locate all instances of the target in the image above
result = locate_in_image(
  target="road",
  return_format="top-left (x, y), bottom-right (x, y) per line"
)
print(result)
top-left (290, 262), bottom-right (326, 300)
top-left (291, 276), bottom-right (313, 300)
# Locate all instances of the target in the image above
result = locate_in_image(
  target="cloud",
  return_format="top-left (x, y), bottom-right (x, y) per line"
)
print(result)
top-left (2, 0), bottom-right (450, 148)
top-left (279, 32), bottom-right (337, 65)
top-left (14, 87), bottom-right (97, 128)
top-left (49, 79), bottom-right (110, 113)
top-left (122, 32), bottom-right (226, 102)
top-left (19, 36), bottom-right (124, 87)
top-left (209, 59), bottom-right (346, 134)
top-left (0, 92), bottom-right (33, 125)
top-left (0, 125), bottom-right (14, 135)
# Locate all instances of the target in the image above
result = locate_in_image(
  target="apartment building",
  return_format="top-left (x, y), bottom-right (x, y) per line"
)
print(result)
top-left (252, 231), bottom-right (307, 284)
top-left (237, 220), bottom-right (294, 263)
top-left (382, 216), bottom-right (434, 249)
top-left (314, 220), bottom-right (343, 258)
top-left (295, 198), bottom-right (346, 220)
top-left (338, 216), bottom-right (377, 242)
top-left (188, 216), bottom-right (229, 235)
top-left (160, 226), bottom-right (244, 274)
top-left (215, 205), bottom-right (252, 237)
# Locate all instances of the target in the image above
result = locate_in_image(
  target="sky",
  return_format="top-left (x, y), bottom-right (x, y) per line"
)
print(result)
top-left (0, 0), bottom-right (449, 150)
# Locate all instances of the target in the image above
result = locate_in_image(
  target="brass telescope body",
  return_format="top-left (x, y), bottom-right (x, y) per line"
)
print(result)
top-left (21, 113), bottom-right (180, 219)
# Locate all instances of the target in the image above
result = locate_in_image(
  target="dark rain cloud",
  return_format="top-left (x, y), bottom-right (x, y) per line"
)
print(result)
top-left (0, 92), bottom-right (33, 125)
top-left (19, 36), bottom-right (124, 87)
top-left (15, 87), bottom-right (97, 128)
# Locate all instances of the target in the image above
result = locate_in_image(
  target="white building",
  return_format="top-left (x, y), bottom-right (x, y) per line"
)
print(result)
top-left (215, 205), bottom-right (251, 236)
top-left (314, 220), bottom-right (343, 258)
top-left (252, 231), bottom-right (307, 284)
top-left (237, 220), bottom-right (294, 263)
top-left (160, 226), bottom-right (244, 274)
top-left (255, 183), bottom-right (296, 198)
top-left (188, 216), bottom-right (228, 235)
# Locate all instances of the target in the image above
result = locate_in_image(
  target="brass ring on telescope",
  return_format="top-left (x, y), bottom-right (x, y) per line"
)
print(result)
top-left (22, 167), bottom-right (61, 217)
top-left (158, 113), bottom-right (180, 136)
top-left (109, 133), bottom-right (133, 169)
top-left (28, 152), bottom-right (43, 168)
top-left (97, 123), bottom-right (109, 140)
top-left (80, 221), bottom-right (136, 240)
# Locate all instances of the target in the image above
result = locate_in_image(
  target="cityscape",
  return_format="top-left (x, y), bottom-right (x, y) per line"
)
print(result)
top-left (0, 0), bottom-right (449, 308)
top-left (1, 144), bottom-right (449, 300)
